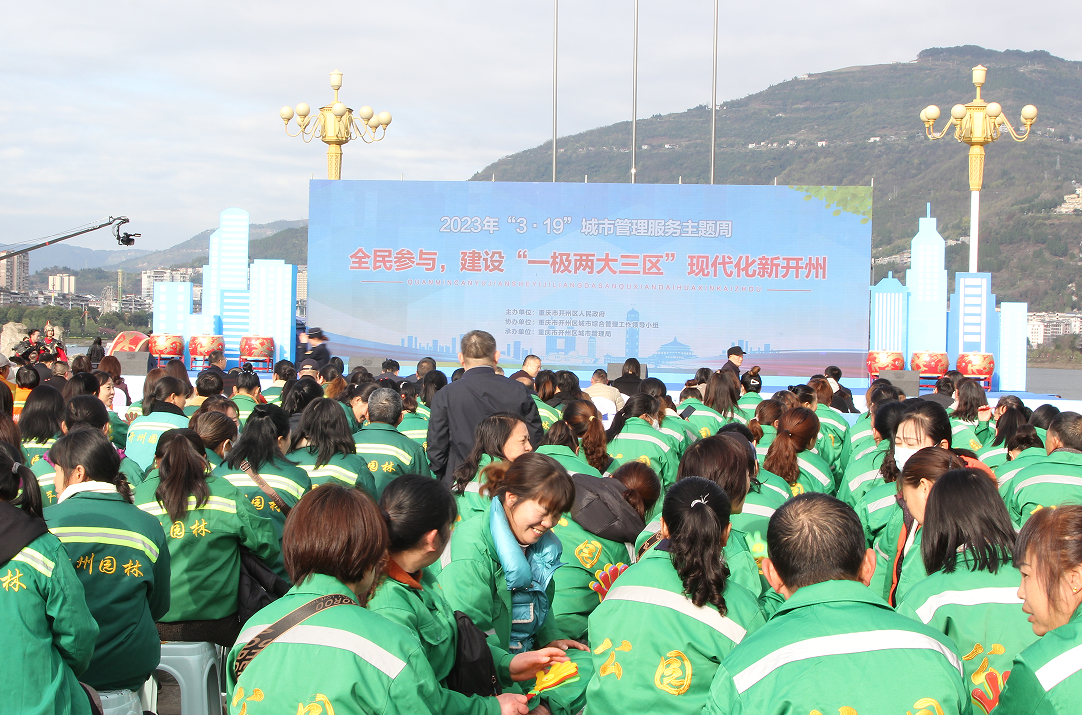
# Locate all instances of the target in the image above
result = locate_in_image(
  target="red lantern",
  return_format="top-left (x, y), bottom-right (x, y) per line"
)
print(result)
top-left (910, 351), bottom-right (949, 377)
top-left (866, 351), bottom-right (904, 376)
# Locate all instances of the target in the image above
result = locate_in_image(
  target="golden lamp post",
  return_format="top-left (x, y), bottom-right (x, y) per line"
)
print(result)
top-left (279, 70), bottom-right (392, 180)
top-left (920, 65), bottom-right (1037, 273)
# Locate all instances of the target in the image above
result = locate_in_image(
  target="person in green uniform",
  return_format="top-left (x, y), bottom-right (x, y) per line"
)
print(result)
top-left (397, 381), bottom-right (430, 450)
top-left (418, 369), bottom-right (446, 420)
top-left (948, 377), bottom-right (994, 452)
top-left (230, 363), bottom-right (262, 427)
top-left (748, 398), bottom-right (782, 462)
top-left (996, 505), bottom-right (1082, 713)
top-left (1008, 412), bottom-right (1082, 528)
top-left (1, 449), bottom-right (99, 715)
top-left (93, 370), bottom-right (128, 449)
top-left (282, 376), bottom-right (326, 427)
top-left (260, 360), bottom-right (295, 406)
top-left (605, 394), bottom-right (678, 492)
top-left (337, 381), bottom-right (378, 432)
top-left (352, 388), bottom-right (432, 497)
top-left (897, 468), bottom-right (1036, 711)
top-left (640, 378), bottom-right (698, 458)
top-left (45, 428), bottom-right (171, 705)
top-left (836, 401), bottom-right (906, 508)
top-left (717, 423), bottom-right (790, 564)
top-left (996, 425), bottom-right (1046, 507)
top-left (214, 404), bottom-right (311, 579)
top-left (126, 375), bottom-right (190, 472)
top-left (531, 370), bottom-right (563, 433)
top-left (738, 366), bottom-right (763, 410)
top-left (136, 428), bottom-right (279, 646)
top-left (19, 384), bottom-right (63, 469)
top-left (762, 407), bottom-right (834, 495)
top-left (536, 400), bottom-right (609, 478)
top-left (226, 484), bottom-right (460, 715)
top-left (286, 397), bottom-right (374, 495)
top-left (703, 493), bottom-right (970, 715)
top-left (807, 378), bottom-right (851, 478)
top-left (183, 370), bottom-right (222, 417)
top-left (451, 413), bottom-right (534, 522)
top-left (372, 474), bottom-right (570, 715)
top-left (440, 452), bottom-right (592, 715)
top-left (1029, 403), bottom-right (1060, 445)
top-left (977, 406), bottom-right (1028, 470)
top-left (190, 410), bottom-right (238, 469)
top-left (550, 463), bottom-right (660, 641)
top-left (586, 477), bottom-right (765, 714)
top-left (702, 370), bottom-right (749, 429)
top-left (845, 381), bottom-right (902, 463)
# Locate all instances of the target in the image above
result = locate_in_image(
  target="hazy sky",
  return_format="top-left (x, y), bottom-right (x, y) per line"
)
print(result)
top-left (1, 2), bottom-right (1077, 251)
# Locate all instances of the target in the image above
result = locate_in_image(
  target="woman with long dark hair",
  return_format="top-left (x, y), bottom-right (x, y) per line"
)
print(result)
top-left (897, 468), bottom-right (1036, 694)
top-left (532, 370), bottom-right (562, 432)
top-left (949, 377), bottom-right (993, 451)
top-left (1028, 403), bottom-right (1060, 443)
top-left (640, 377), bottom-right (698, 456)
top-left (19, 385), bottom-right (63, 467)
top-left (977, 405), bottom-right (1028, 469)
top-left (135, 429), bottom-right (278, 647)
top-left (44, 428), bottom-right (170, 707)
top-left (763, 407), bottom-right (832, 495)
top-left (545, 370), bottom-right (584, 411)
top-left (189, 409), bottom-right (238, 469)
top-left (336, 381), bottom-right (379, 432)
top-left (451, 413), bottom-right (533, 523)
top-left (213, 403), bottom-right (311, 578)
top-left (836, 401), bottom-right (907, 508)
top-left (286, 397), bottom-right (374, 495)
top-left (370, 474), bottom-right (558, 715)
top-left (417, 369), bottom-right (446, 419)
top-left (586, 477), bottom-right (766, 714)
top-left (537, 399), bottom-right (609, 477)
top-left (702, 370), bottom-right (746, 426)
top-left (396, 380), bottom-right (429, 449)
top-left (995, 424), bottom-right (1045, 504)
top-left (125, 375), bottom-right (190, 471)
top-left (440, 452), bottom-right (590, 715)
top-left (605, 393), bottom-right (678, 491)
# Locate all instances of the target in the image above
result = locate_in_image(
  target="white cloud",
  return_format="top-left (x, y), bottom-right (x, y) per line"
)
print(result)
top-left (0, 0), bottom-right (1076, 251)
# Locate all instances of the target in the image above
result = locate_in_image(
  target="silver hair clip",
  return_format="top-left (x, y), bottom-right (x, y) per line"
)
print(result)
top-left (690, 496), bottom-right (709, 507)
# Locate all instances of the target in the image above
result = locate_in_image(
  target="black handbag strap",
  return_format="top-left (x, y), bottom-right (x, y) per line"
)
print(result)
top-left (637, 531), bottom-right (663, 561)
top-left (233, 594), bottom-right (354, 678)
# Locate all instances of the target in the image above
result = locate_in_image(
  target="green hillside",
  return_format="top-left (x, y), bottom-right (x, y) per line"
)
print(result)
top-left (472, 46), bottom-right (1082, 310)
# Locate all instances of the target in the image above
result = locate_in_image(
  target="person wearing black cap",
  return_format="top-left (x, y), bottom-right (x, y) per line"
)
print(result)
top-left (720, 346), bottom-right (744, 377)
top-left (299, 328), bottom-right (331, 370)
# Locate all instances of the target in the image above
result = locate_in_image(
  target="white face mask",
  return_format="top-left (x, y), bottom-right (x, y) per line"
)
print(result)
top-left (894, 446), bottom-right (920, 471)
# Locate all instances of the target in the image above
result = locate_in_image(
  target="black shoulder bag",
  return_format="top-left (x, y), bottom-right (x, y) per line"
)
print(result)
top-left (444, 611), bottom-right (502, 697)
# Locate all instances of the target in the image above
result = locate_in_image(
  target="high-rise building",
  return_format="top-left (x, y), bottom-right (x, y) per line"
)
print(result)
top-left (869, 272), bottom-right (909, 353)
top-left (48, 274), bottom-right (76, 294)
top-left (625, 308), bottom-right (640, 358)
top-left (0, 251), bottom-right (30, 291)
top-left (904, 206), bottom-right (948, 353)
top-left (296, 266), bottom-right (308, 301)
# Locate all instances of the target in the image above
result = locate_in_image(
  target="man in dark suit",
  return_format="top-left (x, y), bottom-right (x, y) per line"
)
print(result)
top-left (199, 349), bottom-right (235, 395)
top-left (427, 330), bottom-right (543, 482)
top-left (719, 346), bottom-right (744, 378)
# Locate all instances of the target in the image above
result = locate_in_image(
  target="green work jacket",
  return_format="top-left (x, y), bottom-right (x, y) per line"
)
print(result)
top-left (368, 566), bottom-right (500, 715)
top-left (213, 457), bottom-right (311, 578)
top-left (996, 607), bottom-right (1082, 715)
top-left (535, 444), bottom-right (603, 479)
top-left (285, 447), bottom-right (375, 496)
top-left (585, 544), bottom-right (765, 714)
top-left (738, 392), bottom-right (762, 410)
top-left (1, 529), bottom-right (98, 715)
top-left (897, 553), bottom-right (1037, 711)
top-left (846, 412), bottom-right (875, 462)
top-left (837, 440), bottom-right (890, 508)
top-left (635, 519), bottom-right (763, 601)
top-left (792, 451), bottom-right (835, 495)
top-left (134, 474), bottom-right (280, 621)
top-left (108, 410), bottom-right (128, 450)
top-left (261, 385), bottom-right (283, 406)
top-left (397, 412), bottom-right (430, 451)
top-left (755, 424), bottom-right (776, 462)
top-left (126, 410), bottom-right (191, 472)
top-left (353, 422), bottom-right (433, 497)
top-left (23, 435), bottom-right (58, 469)
top-left (416, 402), bottom-right (431, 420)
top-left (655, 414), bottom-right (698, 459)
top-left (949, 416), bottom-right (987, 452)
top-left (871, 509), bottom-right (927, 605)
top-left (732, 470), bottom-right (790, 562)
top-left (703, 579), bottom-right (971, 715)
top-left (226, 573), bottom-right (449, 715)
top-left (857, 480), bottom-right (900, 548)
top-left (45, 488), bottom-right (171, 692)
top-left (231, 393), bottom-right (259, 427)
top-left (815, 404), bottom-right (850, 479)
top-left (34, 449), bottom-right (144, 505)
top-left (533, 394), bottom-right (562, 433)
top-left (977, 441), bottom-right (1010, 470)
top-left (550, 516), bottom-right (636, 642)
top-left (995, 448), bottom-right (1047, 508)
top-left (453, 455), bottom-right (500, 525)
top-left (607, 417), bottom-right (678, 491)
top-left (1008, 449), bottom-right (1082, 527)
top-left (677, 397), bottom-right (737, 439)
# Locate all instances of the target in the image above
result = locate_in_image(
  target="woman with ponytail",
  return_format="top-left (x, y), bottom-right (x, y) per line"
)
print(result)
top-left (763, 407), bottom-right (833, 495)
top-left (738, 366), bottom-right (763, 410)
top-left (45, 428), bottom-right (171, 702)
top-left (703, 370), bottom-right (748, 426)
top-left (550, 461), bottom-right (661, 640)
top-left (585, 477), bottom-right (766, 714)
top-left (677, 377), bottom-right (729, 439)
top-left (126, 375), bottom-right (190, 471)
top-left (605, 393), bottom-right (678, 491)
top-left (748, 398), bottom-right (784, 461)
top-left (976, 405), bottom-right (1027, 469)
top-left (440, 452), bottom-right (588, 715)
top-left (641, 377), bottom-right (699, 456)
top-left (189, 409), bottom-right (238, 468)
top-left (230, 363), bottom-right (263, 427)
top-left (537, 400), bottom-right (609, 478)
top-left (531, 369), bottom-right (562, 432)
top-left (995, 424), bottom-right (1046, 503)
top-left (19, 384), bottom-right (63, 468)
top-left (214, 403), bottom-right (311, 579)
top-left (418, 369), bottom-right (446, 419)
top-left (451, 413), bottom-right (533, 523)
top-left (837, 400), bottom-right (907, 509)
top-left (286, 397), bottom-right (374, 495)
top-left (135, 429), bottom-right (278, 647)
top-left (949, 377), bottom-right (993, 451)
top-left (807, 377), bottom-right (850, 477)
top-left (396, 380), bottom-right (430, 449)
top-left (370, 474), bottom-right (561, 715)
top-left (0, 441), bottom-right (99, 715)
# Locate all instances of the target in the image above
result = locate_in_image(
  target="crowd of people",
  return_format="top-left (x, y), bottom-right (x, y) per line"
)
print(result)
top-left (4, 326), bottom-right (1082, 714)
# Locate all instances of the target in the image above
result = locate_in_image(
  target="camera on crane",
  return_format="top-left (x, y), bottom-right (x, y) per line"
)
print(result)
top-left (113, 218), bottom-right (140, 246)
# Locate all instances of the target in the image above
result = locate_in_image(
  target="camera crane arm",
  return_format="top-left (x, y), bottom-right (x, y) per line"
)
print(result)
top-left (0, 216), bottom-right (139, 260)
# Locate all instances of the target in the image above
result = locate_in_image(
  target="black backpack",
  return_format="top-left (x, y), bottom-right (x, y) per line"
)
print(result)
top-left (445, 611), bottom-right (502, 696)
top-left (570, 472), bottom-right (646, 544)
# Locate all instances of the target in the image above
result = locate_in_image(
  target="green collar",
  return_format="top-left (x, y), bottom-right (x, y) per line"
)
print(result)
top-left (359, 422), bottom-right (399, 433)
top-left (773, 579), bottom-right (890, 618)
top-left (536, 444), bottom-right (577, 459)
top-left (1047, 449), bottom-right (1082, 465)
top-left (290, 573), bottom-right (361, 605)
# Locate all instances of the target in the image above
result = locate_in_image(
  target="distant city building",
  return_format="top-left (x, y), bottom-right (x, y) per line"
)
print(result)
top-left (0, 252), bottom-right (30, 292)
top-left (1027, 312), bottom-right (1082, 346)
top-left (905, 207), bottom-right (948, 353)
top-left (48, 273), bottom-right (76, 294)
top-left (141, 268), bottom-right (199, 300)
top-left (297, 265), bottom-right (308, 301)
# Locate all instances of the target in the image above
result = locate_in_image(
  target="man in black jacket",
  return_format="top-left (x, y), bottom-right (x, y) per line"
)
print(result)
top-left (427, 330), bottom-right (543, 482)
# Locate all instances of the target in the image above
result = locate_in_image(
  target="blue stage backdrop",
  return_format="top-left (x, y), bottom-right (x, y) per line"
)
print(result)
top-left (308, 181), bottom-right (872, 378)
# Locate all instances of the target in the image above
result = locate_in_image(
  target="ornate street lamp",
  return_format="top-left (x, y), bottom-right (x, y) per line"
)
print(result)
top-left (920, 64), bottom-right (1037, 273)
top-left (280, 70), bottom-right (392, 180)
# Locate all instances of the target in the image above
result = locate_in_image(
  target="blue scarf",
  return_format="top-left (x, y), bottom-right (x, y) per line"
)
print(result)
top-left (489, 497), bottom-right (564, 653)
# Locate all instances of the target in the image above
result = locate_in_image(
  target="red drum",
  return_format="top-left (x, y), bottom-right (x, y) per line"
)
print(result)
top-left (866, 351), bottom-right (904, 377)
top-left (149, 334), bottom-right (184, 358)
top-left (107, 331), bottom-right (150, 356)
top-left (239, 336), bottom-right (274, 361)
top-left (910, 351), bottom-right (949, 377)
top-left (188, 335), bottom-right (225, 357)
top-left (958, 353), bottom-right (995, 379)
